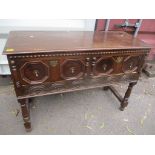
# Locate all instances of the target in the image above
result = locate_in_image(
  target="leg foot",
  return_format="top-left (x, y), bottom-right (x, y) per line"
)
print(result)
top-left (120, 82), bottom-right (137, 111)
top-left (24, 122), bottom-right (32, 132)
top-left (28, 98), bottom-right (33, 103)
top-left (119, 100), bottom-right (128, 111)
top-left (103, 86), bottom-right (109, 91)
top-left (119, 106), bottom-right (125, 111)
top-left (18, 99), bottom-right (32, 132)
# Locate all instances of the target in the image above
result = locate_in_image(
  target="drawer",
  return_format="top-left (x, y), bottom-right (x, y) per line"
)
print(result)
top-left (11, 56), bottom-right (86, 85)
top-left (8, 54), bottom-right (143, 87)
top-left (93, 55), bottom-right (141, 77)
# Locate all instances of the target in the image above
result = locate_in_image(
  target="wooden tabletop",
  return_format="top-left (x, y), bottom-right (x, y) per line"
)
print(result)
top-left (3, 31), bottom-right (150, 55)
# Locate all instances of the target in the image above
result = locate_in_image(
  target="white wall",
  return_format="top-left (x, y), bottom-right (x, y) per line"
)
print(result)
top-left (0, 19), bottom-right (95, 33)
top-left (0, 19), bottom-right (96, 75)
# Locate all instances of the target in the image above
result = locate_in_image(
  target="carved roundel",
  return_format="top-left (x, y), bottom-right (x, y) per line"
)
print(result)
top-left (122, 56), bottom-right (139, 73)
top-left (60, 59), bottom-right (85, 80)
top-left (20, 61), bottom-right (49, 84)
top-left (95, 57), bottom-right (114, 75)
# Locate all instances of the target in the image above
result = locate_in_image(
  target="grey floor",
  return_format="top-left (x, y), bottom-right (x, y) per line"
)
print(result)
top-left (0, 74), bottom-right (155, 135)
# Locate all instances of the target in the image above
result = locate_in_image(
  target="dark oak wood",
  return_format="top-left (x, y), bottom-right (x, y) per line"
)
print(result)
top-left (18, 99), bottom-right (31, 131)
top-left (4, 31), bottom-right (150, 55)
top-left (3, 31), bottom-right (151, 131)
top-left (120, 82), bottom-right (137, 110)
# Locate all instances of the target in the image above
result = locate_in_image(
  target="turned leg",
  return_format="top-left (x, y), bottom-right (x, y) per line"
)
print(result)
top-left (18, 98), bottom-right (32, 132)
top-left (120, 82), bottom-right (137, 111)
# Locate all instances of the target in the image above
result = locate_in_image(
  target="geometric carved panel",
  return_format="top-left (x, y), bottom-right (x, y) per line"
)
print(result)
top-left (60, 59), bottom-right (85, 80)
top-left (20, 61), bottom-right (49, 84)
top-left (95, 57), bottom-right (114, 75)
top-left (122, 56), bottom-right (139, 73)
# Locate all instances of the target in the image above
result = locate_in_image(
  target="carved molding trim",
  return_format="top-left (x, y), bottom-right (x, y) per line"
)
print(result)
top-left (8, 50), bottom-right (149, 59)
top-left (22, 73), bottom-right (139, 97)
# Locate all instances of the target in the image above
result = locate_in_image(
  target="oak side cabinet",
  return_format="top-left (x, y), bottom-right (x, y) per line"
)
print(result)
top-left (3, 31), bottom-right (151, 131)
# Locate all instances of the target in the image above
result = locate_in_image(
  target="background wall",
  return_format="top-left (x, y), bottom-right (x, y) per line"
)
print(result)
top-left (95, 19), bottom-right (155, 32)
top-left (95, 19), bottom-right (155, 60)
top-left (0, 19), bottom-right (96, 75)
top-left (0, 19), bottom-right (96, 33)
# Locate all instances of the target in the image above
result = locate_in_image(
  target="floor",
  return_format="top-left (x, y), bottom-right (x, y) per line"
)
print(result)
top-left (0, 74), bottom-right (155, 135)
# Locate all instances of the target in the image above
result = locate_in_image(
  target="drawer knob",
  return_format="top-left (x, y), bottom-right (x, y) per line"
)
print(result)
top-left (129, 62), bottom-right (133, 69)
top-left (70, 67), bottom-right (75, 74)
top-left (33, 70), bottom-right (39, 77)
top-left (102, 64), bottom-right (107, 71)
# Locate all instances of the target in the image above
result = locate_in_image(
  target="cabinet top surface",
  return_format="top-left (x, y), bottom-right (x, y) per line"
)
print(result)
top-left (3, 31), bottom-right (150, 55)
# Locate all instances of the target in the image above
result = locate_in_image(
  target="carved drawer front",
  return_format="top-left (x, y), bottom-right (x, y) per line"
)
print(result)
top-left (60, 59), bottom-right (85, 80)
top-left (20, 61), bottom-right (49, 84)
top-left (94, 57), bottom-right (114, 76)
top-left (122, 56), bottom-right (139, 73)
